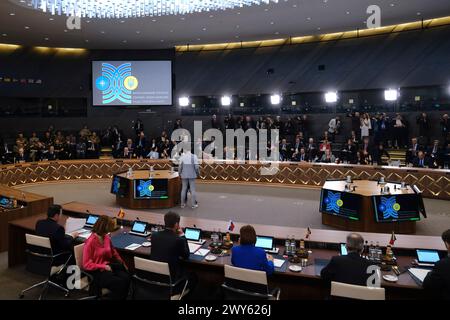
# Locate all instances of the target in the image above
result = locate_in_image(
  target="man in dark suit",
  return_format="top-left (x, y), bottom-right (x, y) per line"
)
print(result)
top-left (423, 229), bottom-right (450, 300)
top-left (321, 233), bottom-right (376, 286)
top-left (35, 204), bottom-right (77, 265)
top-left (341, 139), bottom-right (357, 164)
top-left (412, 151), bottom-right (433, 168)
top-left (150, 211), bottom-right (197, 294)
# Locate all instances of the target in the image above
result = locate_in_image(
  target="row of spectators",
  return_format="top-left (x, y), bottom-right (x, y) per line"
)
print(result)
top-left (1, 112), bottom-right (450, 168)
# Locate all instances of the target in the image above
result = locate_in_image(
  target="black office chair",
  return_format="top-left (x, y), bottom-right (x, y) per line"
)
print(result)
top-left (221, 265), bottom-right (280, 300)
top-left (131, 257), bottom-right (189, 300)
top-left (20, 234), bottom-right (71, 299)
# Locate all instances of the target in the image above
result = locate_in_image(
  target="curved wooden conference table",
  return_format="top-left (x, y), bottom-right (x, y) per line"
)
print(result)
top-left (2, 159), bottom-right (450, 299)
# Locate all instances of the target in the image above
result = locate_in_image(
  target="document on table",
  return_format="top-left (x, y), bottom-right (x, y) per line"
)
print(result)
top-left (188, 243), bottom-right (202, 254)
top-left (65, 217), bottom-right (86, 234)
top-left (273, 259), bottom-right (286, 268)
top-left (194, 248), bottom-right (210, 257)
top-left (78, 232), bottom-right (92, 239)
top-left (408, 268), bottom-right (431, 283)
top-left (125, 243), bottom-right (142, 251)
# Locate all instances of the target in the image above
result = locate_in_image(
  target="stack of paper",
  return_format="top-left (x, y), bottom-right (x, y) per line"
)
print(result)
top-left (65, 217), bottom-right (86, 234)
top-left (125, 243), bottom-right (142, 251)
top-left (273, 259), bottom-right (286, 268)
top-left (188, 243), bottom-right (202, 254)
top-left (194, 248), bottom-right (210, 257)
top-left (408, 268), bottom-right (431, 283)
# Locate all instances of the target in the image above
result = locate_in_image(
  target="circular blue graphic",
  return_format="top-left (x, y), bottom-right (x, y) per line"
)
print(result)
top-left (324, 197), bottom-right (330, 204)
top-left (137, 186), bottom-right (142, 192)
top-left (378, 204), bottom-right (386, 212)
top-left (96, 76), bottom-right (110, 91)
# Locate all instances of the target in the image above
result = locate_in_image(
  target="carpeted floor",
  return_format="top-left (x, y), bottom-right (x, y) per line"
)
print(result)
top-left (16, 180), bottom-right (450, 236)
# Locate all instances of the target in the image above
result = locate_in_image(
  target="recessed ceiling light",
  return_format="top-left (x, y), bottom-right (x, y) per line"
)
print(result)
top-left (417, 12), bottom-right (421, 15)
top-left (44, 37), bottom-right (49, 40)
top-left (136, 30), bottom-right (141, 34)
top-left (390, 3), bottom-right (395, 7)
top-left (85, 39), bottom-right (89, 42)
top-left (9, 13), bottom-right (15, 16)
top-left (170, 30), bottom-right (174, 33)
top-left (100, 31), bottom-right (105, 34)
top-left (293, 4), bottom-right (297, 7)
top-left (160, 39), bottom-right (164, 42)
top-left (306, 17), bottom-right (311, 21)
top-left (202, 27), bottom-right (206, 31)
top-left (2, 34), bottom-right (7, 37)
top-left (49, 17), bottom-right (54, 21)
top-left (270, 21), bottom-right (274, 25)
top-left (346, 11), bottom-right (350, 14)
top-left (24, 26), bottom-right (30, 29)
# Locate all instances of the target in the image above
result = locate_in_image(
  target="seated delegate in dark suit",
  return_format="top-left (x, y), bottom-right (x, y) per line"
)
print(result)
top-left (412, 151), bottom-right (434, 168)
top-left (231, 225), bottom-right (274, 275)
top-left (150, 211), bottom-right (196, 294)
top-left (371, 144), bottom-right (390, 165)
top-left (35, 204), bottom-right (77, 265)
top-left (341, 139), bottom-right (357, 163)
top-left (321, 233), bottom-right (376, 286)
top-left (423, 229), bottom-right (450, 300)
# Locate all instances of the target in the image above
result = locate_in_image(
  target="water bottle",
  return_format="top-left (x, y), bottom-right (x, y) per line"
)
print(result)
top-left (290, 236), bottom-right (296, 255)
top-left (285, 236), bottom-right (291, 255)
top-left (375, 242), bottom-right (382, 261)
top-left (369, 241), bottom-right (374, 260)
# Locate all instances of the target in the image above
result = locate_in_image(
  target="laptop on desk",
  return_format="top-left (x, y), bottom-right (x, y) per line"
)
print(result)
top-left (185, 227), bottom-right (205, 245)
top-left (129, 221), bottom-right (151, 237)
top-left (255, 235), bottom-right (279, 254)
top-left (416, 249), bottom-right (440, 268)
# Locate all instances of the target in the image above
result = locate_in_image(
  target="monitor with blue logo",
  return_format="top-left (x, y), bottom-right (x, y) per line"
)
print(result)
top-left (372, 194), bottom-right (420, 222)
top-left (319, 189), bottom-right (361, 221)
top-left (133, 179), bottom-right (169, 200)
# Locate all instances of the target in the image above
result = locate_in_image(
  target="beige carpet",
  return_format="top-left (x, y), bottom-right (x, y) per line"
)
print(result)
top-left (16, 180), bottom-right (450, 237)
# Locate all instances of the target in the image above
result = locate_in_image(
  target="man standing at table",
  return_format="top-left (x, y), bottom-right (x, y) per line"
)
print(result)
top-left (423, 229), bottom-right (450, 300)
top-left (179, 149), bottom-right (200, 209)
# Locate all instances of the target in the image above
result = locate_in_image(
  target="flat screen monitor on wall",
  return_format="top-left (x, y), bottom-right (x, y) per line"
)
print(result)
top-left (92, 60), bottom-right (172, 106)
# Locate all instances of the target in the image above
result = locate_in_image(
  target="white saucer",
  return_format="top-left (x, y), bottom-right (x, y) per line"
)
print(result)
top-left (383, 274), bottom-right (398, 282)
top-left (141, 242), bottom-right (151, 247)
top-left (289, 265), bottom-right (302, 273)
top-left (205, 255), bottom-right (217, 262)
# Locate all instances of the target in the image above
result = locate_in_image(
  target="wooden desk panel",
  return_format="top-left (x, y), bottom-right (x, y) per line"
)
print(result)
top-left (0, 160), bottom-right (448, 200)
top-left (115, 170), bottom-right (181, 209)
top-left (0, 184), bottom-right (53, 252)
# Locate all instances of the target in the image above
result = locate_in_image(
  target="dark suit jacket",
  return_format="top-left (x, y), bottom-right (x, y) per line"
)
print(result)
top-left (423, 256), bottom-right (450, 300)
top-left (150, 229), bottom-right (190, 280)
top-left (320, 252), bottom-right (376, 286)
top-left (412, 156), bottom-right (432, 168)
top-left (35, 218), bottom-right (73, 264)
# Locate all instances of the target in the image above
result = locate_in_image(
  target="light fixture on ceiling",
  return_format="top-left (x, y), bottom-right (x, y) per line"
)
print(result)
top-left (324, 91), bottom-right (338, 103)
top-left (270, 94), bottom-right (281, 105)
top-left (221, 95), bottom-right (231, 107)
top-left (384, 89), bottom-right (399, 101)
top-left (29, 0), bottom-right (278, 19)
top-left (179, 96), bottom-right (190, 107)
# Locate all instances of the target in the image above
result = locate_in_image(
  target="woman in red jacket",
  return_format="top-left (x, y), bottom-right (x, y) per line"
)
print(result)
top-left (82, 215), bottom-right (130, 299)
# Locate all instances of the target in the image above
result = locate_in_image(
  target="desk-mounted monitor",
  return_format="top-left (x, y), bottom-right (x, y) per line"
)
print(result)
top-left (372, 194), bottom-right (421, 222)
top-left (319, 189), bottom-right (361, 221)
top-left (133, 179), bottom-right (169, 200)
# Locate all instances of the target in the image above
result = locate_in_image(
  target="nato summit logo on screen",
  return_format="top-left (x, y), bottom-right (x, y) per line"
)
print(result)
top-left (95, 63), bottom-right (139, 105)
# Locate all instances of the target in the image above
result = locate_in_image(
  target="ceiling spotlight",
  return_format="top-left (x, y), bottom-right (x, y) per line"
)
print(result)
top-left (270, 94), bottom-right (281, 105)
top-left (178, 96), bottom-right (190, 107)
top-left (221, 95), bottom-right (231, 106)
top-left (29, 0), bottom-right (278, 19)
top-left (384, 89), bottom-right (399, 101)
top-left (324, 91), bottom-right (338, 103)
